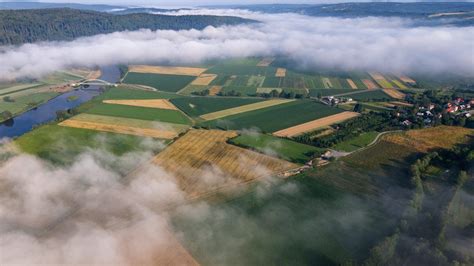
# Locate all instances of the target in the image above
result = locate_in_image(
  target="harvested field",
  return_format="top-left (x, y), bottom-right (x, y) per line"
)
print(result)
top-left (151, 129), bottom-right (297, 198)
top-left (257, 57), bottom-right (275, 67)
top-left (191, 74), bottom-right (218, 86)
top-left (129, 65), bottom-right (206, 76)
top-left (383, 89), bottom-right (405, 100)
top-left (369, 72), bottom-right (385, 80)
top-left (103, 99), bottom-right (178, 110)
top-left (399, 75), bottom-right (416, 84)
top-left (275, 68), bottom-right (287, 78)
top-left (383, 126), bottom-right (473, 153)
top-left (370, 73), bottom-right (393, 89)
top-left (362, 79), bottom-right (378, 90)
top-left (391, 79), bottom-right (408, 89)
top-left (208, 86), bottom-right (222, 96)
top-left (346, 79), bottom-right (358, 89)
top-left (59, 120), bottom-right (178, 139)
top-left (322, 77), bottom-right (333, 88)
top-left (200, 99), bottom-right (294, 121)
top-left (273, 111), bottom-right (360, 137)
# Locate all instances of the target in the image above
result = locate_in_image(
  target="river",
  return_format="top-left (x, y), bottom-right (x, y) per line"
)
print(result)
top-left (0, 66), bottom-right (120, 139)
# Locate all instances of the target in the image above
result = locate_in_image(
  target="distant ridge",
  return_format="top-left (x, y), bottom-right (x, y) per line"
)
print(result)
top-left (0, 8), bottom-right (256, 45)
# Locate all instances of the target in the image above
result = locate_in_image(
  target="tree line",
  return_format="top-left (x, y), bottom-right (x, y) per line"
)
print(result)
top-left (0, 8), bottom-right (254, 45)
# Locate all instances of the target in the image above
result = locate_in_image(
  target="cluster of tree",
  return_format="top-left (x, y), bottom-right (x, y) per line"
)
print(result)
top-left (0, 8), bottom-right (253, 45)
top-left (366, 144), bottom-right (474, 265)
top-left (191, 89), bottom-right (210, 96)
top-left (55, 108), bottom-right (78, 121)
top-left (217, 90), bottom-right (242, 97)
top-left (294, 112), bottom-right (398, 148)
top-left (0, 110), bottom-right (13, 121)
top-left (255, 89), bottom-right (307, 99)
top-left (2, 96), bottom-right (15, 102)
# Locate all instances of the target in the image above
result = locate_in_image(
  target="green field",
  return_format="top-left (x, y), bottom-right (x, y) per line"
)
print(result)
top-left (170, 97), bottom-right (264, 117)
top-left (207, 65), bottom-right (273, 76)
top-left (333, 131), bottom-right (379, 152)
top-left (229, 132), bottom-right (323, 164)
top-left (173, 151), bottom-right (403, 265)
top-left (0, 92), bottom-right (60, 119)
top-left (200, 100), bottom-right (343, 132)
top-left (100, 86), bottom-right (182, 100)
top-left (346, 90), bottom-right (393, 101)
top-left (309, 89), bottom-right (355, 97)
top-left (15, 125), bottom-right (165, 165)
top-left (84, 103), bottom-right (192, 125)
top-left (123, 72), bottom-right (196, 92)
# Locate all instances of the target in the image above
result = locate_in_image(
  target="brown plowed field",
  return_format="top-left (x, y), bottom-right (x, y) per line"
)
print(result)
top-left (399, 75), bottom-right (416, 84)
top-left (362, 79), bottom-right (378, 90)
top-left (208, 86), bottom-right (222, 96)
top-left (275, 68), bottom-right (287, 77)
top-left (347, 79), bottom-right (358, 89)
top-left (257, 58), bottom-right (274, 66)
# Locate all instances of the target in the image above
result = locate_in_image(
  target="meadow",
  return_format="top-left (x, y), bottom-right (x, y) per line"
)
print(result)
top-left (123, 72), bottom-right (196, 92)
top-left (333, 131), bottom-right (379, 152)
top-left (229, 132), bottom-right (323, 164)
top-left (15, 125), bottom-right (164, 165)
top-left (170, 97), bottom-right (264, 117)
top-left (199, 100), bottom-right (343, 133)
top-left (84, 103), bottom-right (192, 125)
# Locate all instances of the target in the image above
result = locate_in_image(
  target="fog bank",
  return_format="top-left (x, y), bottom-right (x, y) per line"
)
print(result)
top-left (0, 10), bottom-right (473, 81)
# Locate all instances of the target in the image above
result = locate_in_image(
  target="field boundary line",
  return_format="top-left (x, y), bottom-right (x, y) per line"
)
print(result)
top-left (199, 99), bottom-right (295, 121)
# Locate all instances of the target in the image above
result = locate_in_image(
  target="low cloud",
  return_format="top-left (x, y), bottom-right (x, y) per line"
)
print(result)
top-left (0, 9), bottom-right (473, 81)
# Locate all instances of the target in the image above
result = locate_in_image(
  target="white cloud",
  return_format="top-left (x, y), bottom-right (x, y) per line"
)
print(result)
top-left (0, 9), bottom-right (473, 81)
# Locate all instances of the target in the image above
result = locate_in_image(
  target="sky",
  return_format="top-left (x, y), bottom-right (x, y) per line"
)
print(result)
top-left (1, 0), bottom-right (468, 7)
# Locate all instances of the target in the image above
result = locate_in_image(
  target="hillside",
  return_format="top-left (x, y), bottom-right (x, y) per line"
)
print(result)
top-left (0, 8), bottom-right (255, 45)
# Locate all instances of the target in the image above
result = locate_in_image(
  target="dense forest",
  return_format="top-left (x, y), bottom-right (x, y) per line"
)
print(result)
top-left (0, 8), bottom-right (255, 45)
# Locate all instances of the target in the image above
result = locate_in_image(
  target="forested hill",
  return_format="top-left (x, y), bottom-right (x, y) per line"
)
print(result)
top-left (0, 8), bottom-right (255, 45)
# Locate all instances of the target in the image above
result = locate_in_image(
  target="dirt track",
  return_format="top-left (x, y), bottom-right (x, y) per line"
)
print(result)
top-left (273, 111), bottom-right (360, 137)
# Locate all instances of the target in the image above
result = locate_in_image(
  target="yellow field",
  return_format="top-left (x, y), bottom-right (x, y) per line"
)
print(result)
top-left (391, 79), bottom-right (408, 89)
top-left (128, 65), bottom-right (207, 76)
top-left (369, 72), bottom-right (385, 80)
top-left (150, 129), bottom-right (297, 197)
top-left (103, 99), bottom-right (178, 110)
top-left (199, 99), bottom-right (294, 121)
top-left (362, 79), bottom-right (378, 90)
top-left (399, 75), bottom-right (416, 84)
top-left (191, 74), bottom-right (218, 86)
top-left (275, 68), bottom-right (287, 78)
top-left (257, 57), bottom-right (274, 66)
top-left (209, 86), bottom-right (222, 96)
top-left (273, 112), bottom-right (360, 137)
top-left (384, 126), bottom-right (473, 153)
top-left (347, 79), bottom-right (358, 89)
top-left (383, 88), bottom-right (406, 100)
top-left (322, 77), bottom-right (332, 88)
top-left (59, 114), bottom-right (189, 139)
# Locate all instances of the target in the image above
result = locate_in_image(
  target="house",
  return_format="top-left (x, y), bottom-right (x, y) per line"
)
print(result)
top-left (416, 112), bottom-right (424, 116)
top-left (428, 104), bottom-right (435, 110)
top-left (402, 120), bottom-right (412, 126)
